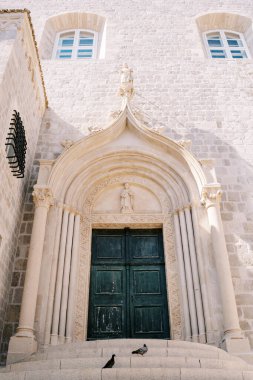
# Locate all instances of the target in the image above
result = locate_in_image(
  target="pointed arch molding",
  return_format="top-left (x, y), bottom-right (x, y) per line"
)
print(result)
top-left (45, 101), bottom-right (207, 204)
top-left (37, 101), bottom-right (214, 344)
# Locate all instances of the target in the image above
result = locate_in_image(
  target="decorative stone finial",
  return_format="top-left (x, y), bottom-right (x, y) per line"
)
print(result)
top-left (88, 125), bottom-right (104, 134)
top-left (110, 110), bottom-right (122, 119)
top-left (177, 140), bottom-right (192, 151)
top-left (199, 159), bottom-right (215, 168)
top-left (119, 63), bottom-right (134, 98)
top-left (149, 124), bottom-right (165, 134)
top-left (61, 140), bottom-right (74, 150)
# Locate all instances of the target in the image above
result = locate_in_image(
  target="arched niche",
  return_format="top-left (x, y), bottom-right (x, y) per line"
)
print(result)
top-left (39, 11), bottom-right (106, 59)
top-left (196, 12), bottom-right (253, 56)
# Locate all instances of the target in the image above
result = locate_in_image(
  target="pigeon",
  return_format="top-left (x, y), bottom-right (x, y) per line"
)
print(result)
top-left (103, 354), bottom-right (116, 368)
top-left (132, 344), bottom-right (148, 355)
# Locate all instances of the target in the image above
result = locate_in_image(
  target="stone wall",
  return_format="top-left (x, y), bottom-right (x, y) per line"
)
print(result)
top-left (1, 0), bottom-right (253, 360)
top-left (0, 10), bottom-right (46, 363)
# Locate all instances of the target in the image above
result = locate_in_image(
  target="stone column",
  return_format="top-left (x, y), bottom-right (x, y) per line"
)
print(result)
top-left (173, 211), bottom-right (191, 341)
top-left (179, 209), bottom-right (198, 342)
top-left (44, 205), bottom-right (63, 346)
top-left (59, 212), bottom-right (75, 343)
top-left (201, 184), bottom-right (250, 353)
top-left (8, 186), bottom-right (53, 364)
top-left (185, 206), bottom-right (206, 343)
top-left (191, 205), bottom-right (213, 343)
top-left (50, 207), bottom-right (69, 345)
top-left (66, 214), bottom-right (80, 342)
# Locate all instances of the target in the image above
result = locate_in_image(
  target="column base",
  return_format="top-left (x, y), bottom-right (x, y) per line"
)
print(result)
top-left (221, 336), bottom-right (251, 354)
top-left (7, 335), bottom-right (38, 365)
top-left (50, 334), bottom-right (58, 346)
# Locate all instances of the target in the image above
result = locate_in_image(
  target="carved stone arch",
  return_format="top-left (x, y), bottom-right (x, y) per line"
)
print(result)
top-left (196, 12), bottom-right (252, 33)
top-left (9, 85), bottom-right (250, 361)
top-left (56, 146), bottom-right (193, 210)
top-left (64, 153), bottom-right (191, 212)
top-left (40, 102), bottom-right (215, 344)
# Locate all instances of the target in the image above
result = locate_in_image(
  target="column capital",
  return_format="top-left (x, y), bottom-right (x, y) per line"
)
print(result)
top-left (62, 203), bottom-right (81, 215)
top-left (201, 184), bottom-right (222, 208)
top-left (173, 205), bottom-right (190, 214)
top-left (32, 186), bottom-right (54, 209)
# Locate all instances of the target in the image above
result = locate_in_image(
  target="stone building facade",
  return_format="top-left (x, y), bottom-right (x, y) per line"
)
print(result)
top-left (0, 0), bottom-right (253, 367)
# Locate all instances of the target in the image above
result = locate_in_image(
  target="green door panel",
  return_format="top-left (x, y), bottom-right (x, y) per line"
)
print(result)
top-left (92, 229), bottom-right (125, 264)
top-left (88, 229), bottom-right (169, 340)
top-left (134, 307), bottom-right (163, 333)
top-left (128, 229), bottom-right (164, 264)
top-left (88, 265), bottom-right (127, 339)
top-left (130, 266), bottom-right (169, 338)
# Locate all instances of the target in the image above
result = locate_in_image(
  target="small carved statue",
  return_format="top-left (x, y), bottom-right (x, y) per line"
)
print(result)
top-left (120, 183), bottom-right (134, 213)
top-left (119, 63), bottom-right (134, 98)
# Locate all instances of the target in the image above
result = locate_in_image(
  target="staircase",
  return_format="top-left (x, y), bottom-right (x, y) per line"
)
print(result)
top-left (1, 339), bottom-right (253, 379)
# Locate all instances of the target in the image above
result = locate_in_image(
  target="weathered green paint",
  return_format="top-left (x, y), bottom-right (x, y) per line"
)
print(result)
top-left (88, 229), bottom-right (169, 340)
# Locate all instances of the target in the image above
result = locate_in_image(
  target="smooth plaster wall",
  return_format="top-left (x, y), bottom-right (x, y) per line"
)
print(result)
top-left (1, 0), bottom-right (253, 361)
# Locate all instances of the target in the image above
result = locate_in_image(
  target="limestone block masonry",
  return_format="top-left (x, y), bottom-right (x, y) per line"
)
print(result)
top-left (0, 9), bottom-right (46, 363)
top-left (0, 0), bottom-right (253, 370)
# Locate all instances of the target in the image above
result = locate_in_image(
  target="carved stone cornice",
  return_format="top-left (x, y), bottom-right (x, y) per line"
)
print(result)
top-left (32, 186), bottom-right (54, 209)
top-left (0, 12), bottom-right (22, 31)
top-left (201, 184), bottom-right (223, 208)
top-left (91, 213), bottom-right (165, 226)
top-left (0, 9), bottom-right (48, 107)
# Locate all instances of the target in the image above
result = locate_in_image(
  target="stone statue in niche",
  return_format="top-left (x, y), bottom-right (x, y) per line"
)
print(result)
top-left (119, 63), bottom-right (134, 98)
top-left (120, 183), bottom-right (134, 213)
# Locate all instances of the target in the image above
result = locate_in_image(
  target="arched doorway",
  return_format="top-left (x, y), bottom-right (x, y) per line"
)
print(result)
top-left (41, 107), bottom-right (208, 344)
top-left (8, 99), bottom-right (248, 365)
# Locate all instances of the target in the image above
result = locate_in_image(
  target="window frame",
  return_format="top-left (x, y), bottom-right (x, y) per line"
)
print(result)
top-left (203, 29), bottom-right (251, 59)
top-left (52, 28), bottom-right (98, 60)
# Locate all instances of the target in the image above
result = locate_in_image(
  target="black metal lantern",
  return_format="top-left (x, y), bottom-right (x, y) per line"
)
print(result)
top-left (5, 110), bottom-right (27, 178)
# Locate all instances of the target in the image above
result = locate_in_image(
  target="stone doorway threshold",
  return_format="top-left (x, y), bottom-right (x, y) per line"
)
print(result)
top-left (2, 339), bottom-right (253, 379)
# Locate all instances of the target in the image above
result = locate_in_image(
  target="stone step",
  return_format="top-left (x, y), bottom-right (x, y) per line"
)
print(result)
top-left (45, 339), bottom-right (220, 352)
top-left (0, 367), bottom-right (253, 380)
top-left (29, 346), bottom-right (232, 361)
top-left (2, 355), bottom-right (250, 372)
top-left (3, 340), bottom-right (253, 379)
top-left (239, 353), bottom-right (253, 365)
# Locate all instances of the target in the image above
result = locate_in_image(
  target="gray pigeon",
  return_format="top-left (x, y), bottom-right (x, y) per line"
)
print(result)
top-left (132, 344), bottom-right (148, 355)
top-left (103, 354), bottom-right (116, 368)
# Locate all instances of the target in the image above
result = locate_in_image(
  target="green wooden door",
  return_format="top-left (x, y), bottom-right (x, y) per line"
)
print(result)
top-left (88, 229), bottom-right (169, 340)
